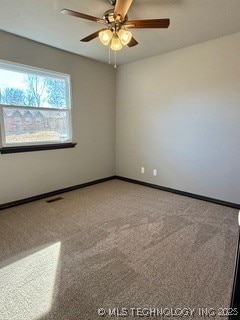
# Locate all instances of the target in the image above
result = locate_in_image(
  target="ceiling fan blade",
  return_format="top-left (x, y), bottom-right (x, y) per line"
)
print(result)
top-left (114, 0), bottom-right (133, 20)
top-left (126, 18), bottom-right (170, 29)
top-left (127, 37), bottom-right (138, 47)
top-left (81, 30), bottom-right (104, 42)
top-left (61, 8), bottom-right (105, 24)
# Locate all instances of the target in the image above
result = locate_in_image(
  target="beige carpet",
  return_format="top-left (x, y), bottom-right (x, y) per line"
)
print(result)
top-left (0, 180), bottom-right (238, 320)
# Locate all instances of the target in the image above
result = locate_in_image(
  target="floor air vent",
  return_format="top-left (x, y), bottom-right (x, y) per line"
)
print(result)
top-left (46, 197), bottom-right (63, 203)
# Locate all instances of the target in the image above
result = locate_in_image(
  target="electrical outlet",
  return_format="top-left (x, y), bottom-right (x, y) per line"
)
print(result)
top-left (153, 169), bottom-right (157, 176)
top-left (141, 167), bottom-right (145, 174)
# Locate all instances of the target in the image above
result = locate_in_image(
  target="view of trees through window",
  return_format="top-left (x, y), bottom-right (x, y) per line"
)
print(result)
top-left (0, 64), bottom-right (71, 146)
top-left (0, 71), bottom-right (66, 108)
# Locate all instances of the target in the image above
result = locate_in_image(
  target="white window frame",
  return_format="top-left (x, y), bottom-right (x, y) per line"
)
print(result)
top-left (0, 59), bottom-right (72, 148)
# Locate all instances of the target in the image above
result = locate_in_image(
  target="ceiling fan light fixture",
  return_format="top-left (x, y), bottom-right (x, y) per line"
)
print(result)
top-left (110, 35), bottom-right (123, 51)
top-left (118, 29), bottom-right (132, 46)
top-left (99, 29), bottom-right (113, 46)
top-left (61, 1), bottom-right (170, 64)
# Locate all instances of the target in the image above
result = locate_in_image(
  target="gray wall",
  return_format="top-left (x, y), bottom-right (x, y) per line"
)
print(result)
top-left (1, 30), bottom-right (240, 205)
top-left (116, 32), bottom-right (240, 204)
top-left (0, 30), bottom-right (115, 204)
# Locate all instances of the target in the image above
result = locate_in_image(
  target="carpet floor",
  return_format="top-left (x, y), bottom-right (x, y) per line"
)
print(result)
top-left (0, 180), bottom-right (239, 320)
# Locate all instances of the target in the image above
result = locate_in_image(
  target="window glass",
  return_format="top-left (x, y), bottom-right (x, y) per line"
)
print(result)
top-left (0, 60), bottom-right (72, 147)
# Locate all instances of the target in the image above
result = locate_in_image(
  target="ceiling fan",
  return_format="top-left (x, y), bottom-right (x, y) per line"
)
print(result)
top-left (61, 0), bottom-right (170, 52)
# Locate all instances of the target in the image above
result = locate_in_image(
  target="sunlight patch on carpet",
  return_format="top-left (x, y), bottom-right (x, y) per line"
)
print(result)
top-left (0, 242), bottom-right (61, 320)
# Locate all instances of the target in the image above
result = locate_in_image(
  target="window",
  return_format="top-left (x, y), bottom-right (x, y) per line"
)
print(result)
top-left (0, 59), bottom-right (73, 151)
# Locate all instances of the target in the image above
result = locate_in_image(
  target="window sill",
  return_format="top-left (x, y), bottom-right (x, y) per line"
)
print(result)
top-left (0, 143), bottom-right (77, 154)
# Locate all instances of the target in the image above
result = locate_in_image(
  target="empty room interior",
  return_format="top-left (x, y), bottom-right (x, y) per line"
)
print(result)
top-left (0, 0), bottom-right (240, 319)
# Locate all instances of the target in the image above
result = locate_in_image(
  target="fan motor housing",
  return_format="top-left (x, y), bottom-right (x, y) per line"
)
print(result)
top-left (103, 9), bottom-right (127, 30)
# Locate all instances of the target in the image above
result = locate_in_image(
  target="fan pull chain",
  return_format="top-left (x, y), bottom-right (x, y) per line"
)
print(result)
top-left (114, 51), bottom-right (117, 69)
top-left (107, 46), bottom-right (117, 69)
top-left (108, 45), bottom-right (111, 64)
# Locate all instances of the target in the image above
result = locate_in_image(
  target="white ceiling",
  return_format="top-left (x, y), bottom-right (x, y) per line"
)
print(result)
top-left (0, 0), bottom-right (240, 65)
